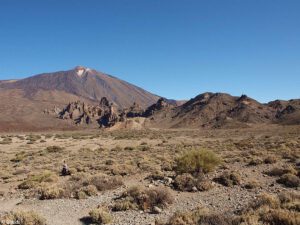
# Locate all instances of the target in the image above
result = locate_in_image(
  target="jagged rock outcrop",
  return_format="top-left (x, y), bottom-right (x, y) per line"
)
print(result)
top-left (57, 97), bottom-right (120, 127)
top-left (143, 98), bottom-right (172, 117)
top-left (270, 99), bottom-right (300, 125)
top-left (55, 97), bottom-right (173, 128)
top-left (125, 102), bottom-right (144, 118)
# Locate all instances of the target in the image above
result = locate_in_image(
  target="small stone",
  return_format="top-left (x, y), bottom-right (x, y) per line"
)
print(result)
top-left (164, 177), bottom-right (173, 185)
top-left (192, 186), bottom-right (198, 192)
top-left (153, 206), bottom-right (162, 214)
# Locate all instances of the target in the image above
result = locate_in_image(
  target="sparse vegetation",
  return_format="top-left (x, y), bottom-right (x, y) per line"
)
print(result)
top-left (0, 127), bottom-right (299, 224)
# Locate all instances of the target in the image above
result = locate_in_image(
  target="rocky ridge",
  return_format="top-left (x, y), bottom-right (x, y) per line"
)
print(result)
top-left (52, 93), bottom-right (300, 128)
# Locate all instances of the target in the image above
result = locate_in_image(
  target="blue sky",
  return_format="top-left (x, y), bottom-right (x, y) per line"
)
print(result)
top-left (0, 0), bottom-right (299, 102)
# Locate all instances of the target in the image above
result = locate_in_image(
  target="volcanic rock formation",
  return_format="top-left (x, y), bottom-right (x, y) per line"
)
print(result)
top-left (57, 97), bottom-right (121, 127)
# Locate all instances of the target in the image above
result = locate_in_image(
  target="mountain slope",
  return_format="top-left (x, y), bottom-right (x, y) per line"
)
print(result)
top-left (0, 66), bottom-right (159, 108)
top-left (0, 66), bottom-right (159, 131)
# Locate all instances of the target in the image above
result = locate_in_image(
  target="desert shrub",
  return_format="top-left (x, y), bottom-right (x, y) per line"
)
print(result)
top-left (110, 164), bottom-right (135, 176)
top-left (243, 179), bottom-right (260, 189)
top-left (250, 193), bottom-right (281, 210)
top-left (113, 186), bottom-right (173, 212)
top-left (266, 166), bottom-right (297, 177)
top-left (18, 171), bottom-right (58, 190)
top-left (238, 192), bottom-right (300, 225)
top-left (213, 171), bottom-right (241, 187)
top-left (0, 137), bottom-right (12, 145)
top-left (175, 149), bottom-right (221, 175)
top-left (89, 174), bottom-right (123, 191)
top-left (89, 206), bottom-right (112, 224)
top-left (51, 173), bottom-right (124, 199)
top-left (75, 185), bottom-right (98, 199)
top-left (105, 159), bottom-right (114, 165)
top-left (264, 155), bottom-right (277, 164)
top-left (112, 199), bottom-right (137, 211)
top-left (44, 134), bottom-right (53, 139)
top-left (111, 145), bottom-right (122, 151)
top-left (240, 207), bottom-right (300, 225)
top-left (277, 174), bottom-right (300, 188)
top-left (39, 185), bottom-right (64, 200)
top-left (138, 145), bottom-right (151, 151)
top-left (16, 135), bottom-right (25, 140)
top-left (173, 173), bottom-right (212, 192)
top-left (282, 151), bottom-right (300, 163)
top-left (46, 146), bottom-right (64, 153)
top-left (11, 151), bottom-right (27, 162)
top-left (278, 192), bottom-right (300, 211)
top-left (11, 211), bottom-right (46, 225)
top-left (26, 135), bottom-right (41, 142)
top-left (124, 146), bottom-right (135, 151)
top-left (200, 214), bottom-right (236, 225)
top-left (261, 209), bottom-right (300, 225)
top-left (147, 170), bottom-right (165, 181)
top-left (165, 206), bottom-right (210, 225)
top-left (248, 157), bottom-right (263, 166)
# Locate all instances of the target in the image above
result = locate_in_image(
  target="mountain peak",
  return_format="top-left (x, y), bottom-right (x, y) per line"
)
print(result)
top-left (73, 66), bottom-right (91, 76)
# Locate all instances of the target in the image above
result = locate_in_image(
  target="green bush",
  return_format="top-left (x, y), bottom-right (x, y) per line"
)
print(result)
top-left (175, 149), bottom-right (221, 174)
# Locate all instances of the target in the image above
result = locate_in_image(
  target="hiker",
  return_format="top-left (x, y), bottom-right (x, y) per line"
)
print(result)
top-left (61, 160), bottom-right (70, 176)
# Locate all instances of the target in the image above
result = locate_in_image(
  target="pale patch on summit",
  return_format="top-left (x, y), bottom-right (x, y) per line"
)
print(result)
top-left (74, 66), bottom-right (91, 77)
top-left (76, 69), bottom-right (85, 76)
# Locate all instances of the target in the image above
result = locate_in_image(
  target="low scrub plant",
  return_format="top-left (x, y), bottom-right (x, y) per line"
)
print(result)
top-left (175, 149), bottom-right (221, 175)
top-left (89, 206), bottom-right (112, 224)
top-left (113, 186), bottom-right (173, 212)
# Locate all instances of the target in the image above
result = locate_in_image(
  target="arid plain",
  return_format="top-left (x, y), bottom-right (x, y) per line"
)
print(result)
top-left (0, 125), bottom-right (299, 225)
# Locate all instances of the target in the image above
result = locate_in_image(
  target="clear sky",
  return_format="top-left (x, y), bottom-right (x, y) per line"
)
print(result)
top-left (0, 0), bottom-right (299, 102)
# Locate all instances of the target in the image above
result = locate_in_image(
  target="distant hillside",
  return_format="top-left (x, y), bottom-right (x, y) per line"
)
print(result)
top-left (145, 93), bottom-right (300, 128)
